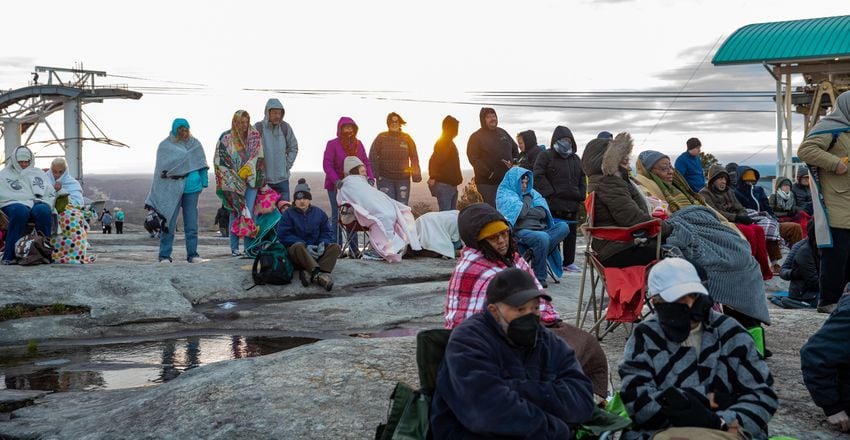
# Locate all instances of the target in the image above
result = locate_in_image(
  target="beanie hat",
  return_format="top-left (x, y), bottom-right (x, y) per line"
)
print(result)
top-left (741, 169), bottom-right (757, 182)
top-left (293, 178), bottom-right (312, 200)
top-left (597, 131), bottom-right (614, 140)
top-left (477, 220), bottom-right (509, 241)
top-left (15, 147), bottom-right (31, 162)
top-left (796, 166), bottom-right (809, 178)
top-left (686, 137), bottom-right (701, 151)
top-left (343, 156), bottom-right (365, 175)
top-left (486, 268), bottom-right (552, 306)
top-left (638, 150), bottom-right (668, 171)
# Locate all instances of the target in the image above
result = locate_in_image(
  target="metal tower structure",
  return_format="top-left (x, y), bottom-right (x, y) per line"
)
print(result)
top-left (0, 65), bottom-right (142, 181)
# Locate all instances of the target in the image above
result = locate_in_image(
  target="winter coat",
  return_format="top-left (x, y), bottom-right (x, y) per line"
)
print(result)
top-left (779, 238), bottom-right (819, 301)
top-left (496, 167), bottom-right (555, 230)
top-left (674, 150), bottom-right (706, 192)
top-left (800, 294), bottom-right (850, 418)
top-left (369, 130), bottom-right (421, 181)
top-left (734, 166), bottom-right (775, 217)
top-left (466, 108), bottom-right (518, 185)
top-left (428, 117), bottom-right (463, 187)
top-left (101, 213), bottom-right (113, 226)
top-left (276, 205), bottom-right (334, 247)
top-left (581, 134), bottom-right (671, 262)
top-left (255, 98), bottom-right (298, 185)
top-left (534, 126), bottom-right (586, 215)
top-left (699, 165), bottom-right (746, 222)
top-left (322, 117), bottom-right (374, 191)
top-left (431, 311), bottom-right (595, 439)
top-left (516, 130), bottom-right (543, 170)
top-left (768, 177), bottom-right (799, 217)
top-left (798, 130), bottom-right (850, 229)
top-left (619, 312), bottom-right (777, 440)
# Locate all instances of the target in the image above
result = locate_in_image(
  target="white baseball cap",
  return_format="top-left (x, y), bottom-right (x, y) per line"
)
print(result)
top-left (648, 258), bottom-right (708, 303)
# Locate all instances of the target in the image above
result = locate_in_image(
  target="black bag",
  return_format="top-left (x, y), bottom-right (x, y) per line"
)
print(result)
top-left (250, 242), bottom-right (294, 286)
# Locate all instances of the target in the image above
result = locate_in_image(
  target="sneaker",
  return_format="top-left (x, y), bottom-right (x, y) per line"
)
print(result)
top-left (1, 259), bottom-right (16, 265)
top-left (158, 258), bottom-right (172, 263)
top-left (316, 272), bottom-right (334, 291)
top-left (298, 270), bottom-right (310, 287)
top-left (539, 279), bottom-right (548, 289)
top-left (563, 263), bottom-right (581, 273)
top-left (817, 302), bottom-right (838, 314)
top-left (361, 250), bottom-right (383, 260)
top-left (231, 251), bottom-right (242, 257)
top-left (188, 257), bottom-right (209, 264)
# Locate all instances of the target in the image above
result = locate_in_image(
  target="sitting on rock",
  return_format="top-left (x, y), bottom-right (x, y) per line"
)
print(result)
top-left (778, 221), bottom-right (819, 306)
top-left (0, 146), bottom-right (55, 265)
top-left (431, 268), bottom-right (594, 439)
top-left (444, 202), bottom-right (560, 329)
top-left (276, 178), bottom-right (339, 291)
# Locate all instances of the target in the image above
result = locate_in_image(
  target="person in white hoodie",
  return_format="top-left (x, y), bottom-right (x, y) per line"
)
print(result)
top-left (255, 98), bottom-right (298, 204)
top-left (0, 146), bottom-right (55, 264)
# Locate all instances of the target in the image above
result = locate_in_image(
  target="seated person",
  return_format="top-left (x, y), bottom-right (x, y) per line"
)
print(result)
top-left (276, 178), bottom-right (339, 291)
top-left (496, 167), bottom-right (569, 286)
top-left (0, 146), bottom-right (55, 265)
top-left (734, 165), bottom-right (803, 272)
top-left (46, 157), bottom-right (84, 208)
top-left (792, 166), bottom-right (813, 215)
top-left (413, 210), bottom-right (461, 259)
top-left (801, 293), bottom-right (850, 433)
top-left (144, 206), bottom-right (163, 238)
top-left (700, 164), bottom-right (773, 280)
top-left (431, 268), bottom-right (595, 439)
top-left (444, 202), bottom-right (560, 329)
top-left (336, 156), bottom-right (421, 262)
top-left (580, 133), bottom-right (672, 268)
top-left (769, 176), bottom-right (811, 235)
top-left (779, 221), bottom-right (819, 306)
top-left (619, 258), bottom-right (777, 440)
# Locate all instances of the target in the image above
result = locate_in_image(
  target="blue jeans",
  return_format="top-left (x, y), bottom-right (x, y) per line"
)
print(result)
top-left (515, 222), bottom-right (570, 282)
top-left (267, 180), bottom-right (290, 202)
top-left (1, 202), bottom-right (52, 262)
top-left (430, 181), bottom-right (458, 211)
top-left (328, 188), bottom-right (358, 251)
top-left (377, 177), bottom-right (411, 205)
top-left (229, 187), bottom-right (258, 253)
top-left (159, 191), bottom-right (200, 262)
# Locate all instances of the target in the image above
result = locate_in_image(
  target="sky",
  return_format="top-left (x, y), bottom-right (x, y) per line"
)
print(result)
top-left (1, 0), bottom-right (849, 177)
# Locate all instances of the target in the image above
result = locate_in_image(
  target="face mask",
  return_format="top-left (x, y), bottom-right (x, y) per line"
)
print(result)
top-left (653, 302), bottom-right (692, 343)
top-left (498, 311), bottom-right (540, 348)
top-left (554, 139), bottom-right (573, 157)
top-left (689, 294), bottom-right (714, 325)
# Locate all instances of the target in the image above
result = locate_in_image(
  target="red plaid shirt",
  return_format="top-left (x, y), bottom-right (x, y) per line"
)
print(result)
top-left (444, 247), bottom-right (561, 329)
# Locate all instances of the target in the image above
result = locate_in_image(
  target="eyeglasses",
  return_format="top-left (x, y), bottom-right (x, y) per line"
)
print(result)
top-left (653, 165), bottom-right (673, 173)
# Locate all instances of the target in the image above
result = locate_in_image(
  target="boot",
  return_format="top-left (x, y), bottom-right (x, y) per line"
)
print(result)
top-left (316, 272), bottom-right (334, 291)
top-left (299, 270), bottom-right (310, 287)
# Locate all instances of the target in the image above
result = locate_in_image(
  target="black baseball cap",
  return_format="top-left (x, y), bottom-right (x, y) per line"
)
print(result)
top-left (486, 268), bottom-right (552, 306)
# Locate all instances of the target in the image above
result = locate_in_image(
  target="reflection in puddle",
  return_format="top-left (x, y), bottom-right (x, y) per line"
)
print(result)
top-left (0, 335), bottom-right (317, 392)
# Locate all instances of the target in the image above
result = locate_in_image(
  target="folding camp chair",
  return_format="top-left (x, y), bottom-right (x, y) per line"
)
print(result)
top-left (576, 192), bottom-right (662, 340)
top-left (338, 203), bottom-right (373, 259)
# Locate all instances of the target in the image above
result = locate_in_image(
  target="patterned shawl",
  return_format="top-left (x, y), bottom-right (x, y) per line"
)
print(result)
top-left (214, 110), bottom-right (265, 237)
top-left (635, 159), bottom-right (702, 213)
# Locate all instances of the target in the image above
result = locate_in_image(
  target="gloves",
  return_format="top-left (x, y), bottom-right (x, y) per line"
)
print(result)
top-left (735, 213), bottom-right (754, 225)
top-left (827, 410), bottom-right (850, 432)
top-left (238, 165), bottom-right (252, 180)
top-left (659, 388), bottom-right (721, 430)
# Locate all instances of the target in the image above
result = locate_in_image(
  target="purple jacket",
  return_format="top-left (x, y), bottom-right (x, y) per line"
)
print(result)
top-left (323, 116), bottom-right (374, 190)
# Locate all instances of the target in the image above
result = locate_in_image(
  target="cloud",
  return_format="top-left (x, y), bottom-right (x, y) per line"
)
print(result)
top-left (0, 56), bottom-right (36, 70)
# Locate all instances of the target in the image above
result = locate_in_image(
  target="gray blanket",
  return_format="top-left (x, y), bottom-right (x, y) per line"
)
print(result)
top-left (666, 206), bottom-right (771, 324)
top-left (144, 134), bottom-right (208, 222)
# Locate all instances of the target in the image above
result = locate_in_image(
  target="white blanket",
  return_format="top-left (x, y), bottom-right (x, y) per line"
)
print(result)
top-left (415, 210), bottom-right (459, 258)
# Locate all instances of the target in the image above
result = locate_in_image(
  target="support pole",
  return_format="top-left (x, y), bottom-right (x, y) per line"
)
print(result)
top-left (3, 121), bottom-right (21, 164)
top-left (64, 98), bottom-right (82, 180)
top-left (775, 74), bottom-right (783, 181)
top-left (784, 73), bottom-right (794, 179)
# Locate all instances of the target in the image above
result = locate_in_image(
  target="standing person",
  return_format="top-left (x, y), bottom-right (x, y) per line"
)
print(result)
top-left (467, 107), bottom-right (518, 206)
top-left (114, 208), bottom-right (124, 234)
top-left (797, 90), bottom-right (850, 314)
top-left (0, 146), bottom-right (54, 265)
top-left (428, 115), bottom-right (462, 211)
top-left (255, 98), bottom-right (297, 205)
top-left (516, 130), bottom-right (542, 170)
top-left (674, 137), bottom-right (706, 193)
top-left (369, 112), bottom-right (421, 205)
top-left (101, 210), bottom-right (113, 234)
top-left (215, 110), bottom-right (265, 257)
top-left (533, 125), bottom-right (586, 272)
top-left (323, 116), bottom-right (373, 246)
top-left (144, 118), bottom-right (209, 263)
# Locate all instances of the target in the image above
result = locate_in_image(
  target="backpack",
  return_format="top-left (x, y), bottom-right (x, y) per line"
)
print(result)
top-left (15, 230), bottom-right (54, 266)
top-left (250, 241), bottom-right (294, 287)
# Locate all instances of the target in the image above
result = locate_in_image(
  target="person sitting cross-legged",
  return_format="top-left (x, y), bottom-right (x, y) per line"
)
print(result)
top-left (431, 267), bottom-right (595, 439)
top-left (275, 178), bottom-right (340, 291)
top-left (619, 258), bottom-right (777, 440)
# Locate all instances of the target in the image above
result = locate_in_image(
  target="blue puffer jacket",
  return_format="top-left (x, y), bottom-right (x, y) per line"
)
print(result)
top-left (430, 311), bottom-right (595, 439)
top-left (734, 166), bottom-right (775, 217)
top-left (496, 167), bottom-right (554, 228)
top-left (801, 294), bottom-right (850, 418)
top-left (674, 151), bottom-right (706, 192)
top-left (276, 205), bottom-right (334, 247)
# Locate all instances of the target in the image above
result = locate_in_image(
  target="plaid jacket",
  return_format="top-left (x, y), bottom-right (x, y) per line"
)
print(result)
top-left (444, 247), bottom-right (560, 329)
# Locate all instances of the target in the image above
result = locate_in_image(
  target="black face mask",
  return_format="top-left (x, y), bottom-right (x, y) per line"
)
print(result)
top-left (689, 294), bottom-right (714, 325)
top-left (501, 313), bottom-right (540, 348)
top-left (654, 294), bottom-right (715, 343)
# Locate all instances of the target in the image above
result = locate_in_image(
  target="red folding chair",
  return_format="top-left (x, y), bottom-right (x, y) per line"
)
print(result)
top-left (576, 192), bottom-right (662, 339)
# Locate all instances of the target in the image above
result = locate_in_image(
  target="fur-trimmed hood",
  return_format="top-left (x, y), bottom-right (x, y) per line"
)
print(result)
top-left (601, 132), bottom-right (633, 176)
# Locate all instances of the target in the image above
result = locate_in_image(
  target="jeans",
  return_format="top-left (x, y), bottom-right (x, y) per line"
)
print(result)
top-left (377, 177), bottom-right (411, 205)
top-left (267, 180), bottom-right (290, 202)
top-left (229, 187), bottom-right (258, 253)
top-left (159, 191), bottom-right (200, 262)
top-left (552, 211), bottom-right (577, 266)
top-left (819, 227), bottom-right (850, 306)
top-left (515, 222), bottom-right (570, 282)
top-left (431, 181), bottom-right (458, 211)
top-left (477, 183), bottom-right (498, 207)
top-left (1, 202), bottom-right (52, 262)
top-left (327, 189), bottom-right (358, 250)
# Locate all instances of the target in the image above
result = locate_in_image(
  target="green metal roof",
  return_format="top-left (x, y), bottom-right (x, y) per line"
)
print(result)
top-left (712, 15), bottom-right (850, 65)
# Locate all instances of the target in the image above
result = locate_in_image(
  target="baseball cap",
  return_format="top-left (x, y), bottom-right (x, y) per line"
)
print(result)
top-left (486, 268), bottom-right (552, 306)
top-left (648, 258), bottom-right (708, 303)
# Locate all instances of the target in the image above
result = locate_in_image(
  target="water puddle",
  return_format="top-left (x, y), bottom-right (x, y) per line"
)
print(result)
top-left (0, 334), bottom-right (318, 393)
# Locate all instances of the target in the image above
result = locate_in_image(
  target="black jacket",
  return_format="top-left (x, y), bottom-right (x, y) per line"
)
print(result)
top-left (517, 130), bottom-right (543, 170)
top-left (467, 108), bottom-right (518, 185)
top-left (429, 117), bottom-right (463, 186)
top-left (801, 294), bottom-right (850, 417)
top-left (779, 238), bottom-right (819, 301)
top-left (534, 127), bottom-right (586, 215)
top-left (734, 166), bottom-right (774, 217)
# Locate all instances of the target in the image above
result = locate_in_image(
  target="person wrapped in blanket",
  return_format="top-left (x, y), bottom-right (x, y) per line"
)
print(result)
top-left (0, 146), bottom-right (55, 265)
top-left (46, 158), bottom-right (95, 264)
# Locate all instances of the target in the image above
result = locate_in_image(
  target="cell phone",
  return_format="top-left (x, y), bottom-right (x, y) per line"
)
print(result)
top-left (658, 388), bottom-right (689, 409)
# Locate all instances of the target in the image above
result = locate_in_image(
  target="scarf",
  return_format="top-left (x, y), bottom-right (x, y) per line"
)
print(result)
top-left (809, 91), bottom-right (850, 135)
top-left (648, 172), bottom-right (699, 213)
top-left (214, 112), bottom-right (264, 237)
top-left (775, 189), bottom-right (795, 211)
top-left (342, 135), bottom-right (359, 157)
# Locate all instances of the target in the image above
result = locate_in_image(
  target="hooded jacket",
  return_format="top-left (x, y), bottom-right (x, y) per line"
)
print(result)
top-left (466, 108), bottom-right (519, 185)
top-left (517, 130), bottom-right (543, 170)
top-left (792, 167), bottom-right (812, 211)
top-left (0, 146), bottom-right (55, 210)
top-left (533, 126), bottom-right (586, 214)
top-left (255, 98), bottom-right (298, 185)
top-left (699, 164), bottom-right (746, 222)
top-left (428, 116), bottom-right (463, 187)
top-left (581, 134), bottom-right (671, 262)
top-left (779, 237), bottom-right (819, 301)
top-left (496, 167), bottom-right (555, 230)
top-left (322, 117), bottom-right (374, 191)
top-left (733, 166), bottom-right (774, 217)
top-left (768, 177), bottom-right (798, 217)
